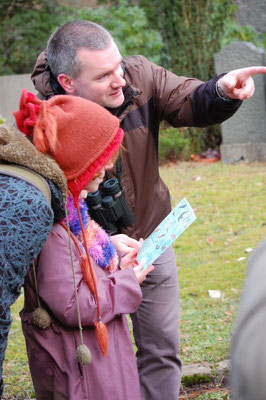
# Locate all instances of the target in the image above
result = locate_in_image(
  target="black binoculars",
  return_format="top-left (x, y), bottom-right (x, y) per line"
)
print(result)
top-left (85, 178), bottom-right (134, 235)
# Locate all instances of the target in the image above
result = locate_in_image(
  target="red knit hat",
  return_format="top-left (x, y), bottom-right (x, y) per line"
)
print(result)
top-left (14, 89), bottom-right (124, 199)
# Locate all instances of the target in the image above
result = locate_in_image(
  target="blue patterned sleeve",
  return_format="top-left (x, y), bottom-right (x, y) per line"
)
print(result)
top-left (0, 174), bottom-right (54, 392)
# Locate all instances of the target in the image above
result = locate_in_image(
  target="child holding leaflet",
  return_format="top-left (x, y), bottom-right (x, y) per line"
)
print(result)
top-left (14, 90), bottom-right (153, 400)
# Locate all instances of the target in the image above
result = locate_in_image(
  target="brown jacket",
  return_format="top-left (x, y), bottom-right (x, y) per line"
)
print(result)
top-left (32, 53), bottom-right (242, 239)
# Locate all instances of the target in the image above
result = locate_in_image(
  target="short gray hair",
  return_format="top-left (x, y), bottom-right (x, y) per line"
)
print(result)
top-left (47, 20), bottom-right (112, 78)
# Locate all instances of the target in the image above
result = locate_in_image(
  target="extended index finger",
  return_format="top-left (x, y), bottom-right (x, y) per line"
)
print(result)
top-left (237, 66), bottom-right (266, 79)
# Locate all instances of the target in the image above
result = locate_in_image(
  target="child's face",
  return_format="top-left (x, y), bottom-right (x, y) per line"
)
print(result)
top-left (83, 149), bottom-right (120, 194)
top-left (84, 159), bottom-right (114, 193)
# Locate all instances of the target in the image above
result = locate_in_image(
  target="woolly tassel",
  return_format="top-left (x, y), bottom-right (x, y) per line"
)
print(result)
top-left (80, 254), bottom-right (97, 294)
top-left (13, 89), bottom-right (42, 136)
top-left (76, 344), bottom-right (92, 365)
top-left (32, 307), bottom-right (51, 329)
top-left (74, 198), bottom-right (108, 357)
top-left (34, 103), bottom-right (58, 153)
top-left (95, 318), bottom-right (108, 357)
top-left (44, 106), bottom-right (57, 152)
top-left (33, 122), bottom-right (47, 153)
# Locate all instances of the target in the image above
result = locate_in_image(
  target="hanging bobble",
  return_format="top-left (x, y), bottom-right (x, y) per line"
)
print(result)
top-left (80, 254), bottom-right (97, 293)
top-left (76, 344), bottom-right (92, 365)
top-left (95, 318), bottom-right (108, 357)
top-left (32, 307), bottom-right (51, 329)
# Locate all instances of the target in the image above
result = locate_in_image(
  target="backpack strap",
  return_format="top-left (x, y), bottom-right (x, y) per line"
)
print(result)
top-left (0, 164), bottom-right (51, 205)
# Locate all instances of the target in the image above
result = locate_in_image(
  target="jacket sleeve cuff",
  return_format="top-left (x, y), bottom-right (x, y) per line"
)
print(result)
top-left (192, 74), bottom-right (242, 126)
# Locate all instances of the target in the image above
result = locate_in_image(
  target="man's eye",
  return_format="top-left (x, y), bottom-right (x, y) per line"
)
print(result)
top-left (118, 65), bottom-right (125, 78)
top-left (98, 73), bottom-right (108, 80)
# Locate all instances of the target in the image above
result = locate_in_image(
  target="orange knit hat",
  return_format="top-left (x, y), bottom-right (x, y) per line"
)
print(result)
top-left (14, 89), bottom-right (124, 199)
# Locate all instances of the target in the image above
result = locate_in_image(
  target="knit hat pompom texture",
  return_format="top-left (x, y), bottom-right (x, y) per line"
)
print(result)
top-left (14, 90), bottom-right (123, 197)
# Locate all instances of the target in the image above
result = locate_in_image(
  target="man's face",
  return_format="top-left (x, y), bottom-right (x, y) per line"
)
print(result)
top-left (70, 40), bottom-right (126, 108)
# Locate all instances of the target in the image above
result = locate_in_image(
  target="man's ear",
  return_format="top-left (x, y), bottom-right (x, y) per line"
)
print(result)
top-left (57, 73), bottom-right (76, 94)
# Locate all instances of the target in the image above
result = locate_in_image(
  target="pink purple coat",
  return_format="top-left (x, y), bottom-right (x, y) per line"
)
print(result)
top-left (20, 223), bottom-right (143, 400)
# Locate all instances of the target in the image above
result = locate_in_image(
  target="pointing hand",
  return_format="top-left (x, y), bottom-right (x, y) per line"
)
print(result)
top-left (218, 66), bottom-right (266, 100)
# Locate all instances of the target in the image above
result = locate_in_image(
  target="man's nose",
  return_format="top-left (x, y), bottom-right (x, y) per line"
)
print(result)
top-left (112, 72), bottom-right (126, 88)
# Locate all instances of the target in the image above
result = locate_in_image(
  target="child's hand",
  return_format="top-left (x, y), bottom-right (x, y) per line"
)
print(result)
top-left (133, 261), bottom-right (154, 284)
top-left (110, 234), bottom-right (143, 256)
top-left (120, 248), bottom-right (138, 270)
top-left (120, 250), bottom-right (154, 283)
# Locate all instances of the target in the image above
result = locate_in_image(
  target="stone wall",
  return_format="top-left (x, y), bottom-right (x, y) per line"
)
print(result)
top-left (0, 74), bottom-right (36, 125)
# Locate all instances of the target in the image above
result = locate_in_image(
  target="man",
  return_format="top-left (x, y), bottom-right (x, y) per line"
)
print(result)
top-left (31, 19), bottom-right (266, 399)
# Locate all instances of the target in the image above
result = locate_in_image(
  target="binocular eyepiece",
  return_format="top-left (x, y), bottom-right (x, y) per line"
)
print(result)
top-left (85, 178), bottom-right (134, 235)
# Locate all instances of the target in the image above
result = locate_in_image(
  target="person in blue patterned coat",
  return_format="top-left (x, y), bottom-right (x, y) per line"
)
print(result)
top-left (0, 123), bottom-right (67, 396)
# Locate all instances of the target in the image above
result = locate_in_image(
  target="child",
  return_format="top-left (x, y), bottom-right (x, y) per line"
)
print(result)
top-left (15, 90), bottom-right (153, 400)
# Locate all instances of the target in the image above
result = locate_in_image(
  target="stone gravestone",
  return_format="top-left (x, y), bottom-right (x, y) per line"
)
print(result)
top-left (234, 0), bottom-right (266, 34)
top-left (215, 41), bottom-right (266, 162)
top-left (0, 74), bottom-right (37, 125)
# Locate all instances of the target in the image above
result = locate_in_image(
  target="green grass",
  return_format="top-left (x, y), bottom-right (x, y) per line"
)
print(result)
top-left (192, 392), bottom-right (229, 400)
top-left (3, 161), bottom-right (266, 399)
top-left (3, 296), bottom-right (34, 399)
top-left (160, 161), bottom-right (266, 367)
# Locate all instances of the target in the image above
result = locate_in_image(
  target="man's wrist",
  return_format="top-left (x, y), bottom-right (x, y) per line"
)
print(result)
top-left (216, 79), bottom-right (233, 101)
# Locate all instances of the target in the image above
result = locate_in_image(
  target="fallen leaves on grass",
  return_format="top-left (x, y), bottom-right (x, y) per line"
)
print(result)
top-left (180, 386), bottom-right (229, 399)
top-left (207, 236), bottom-right (214, 246)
